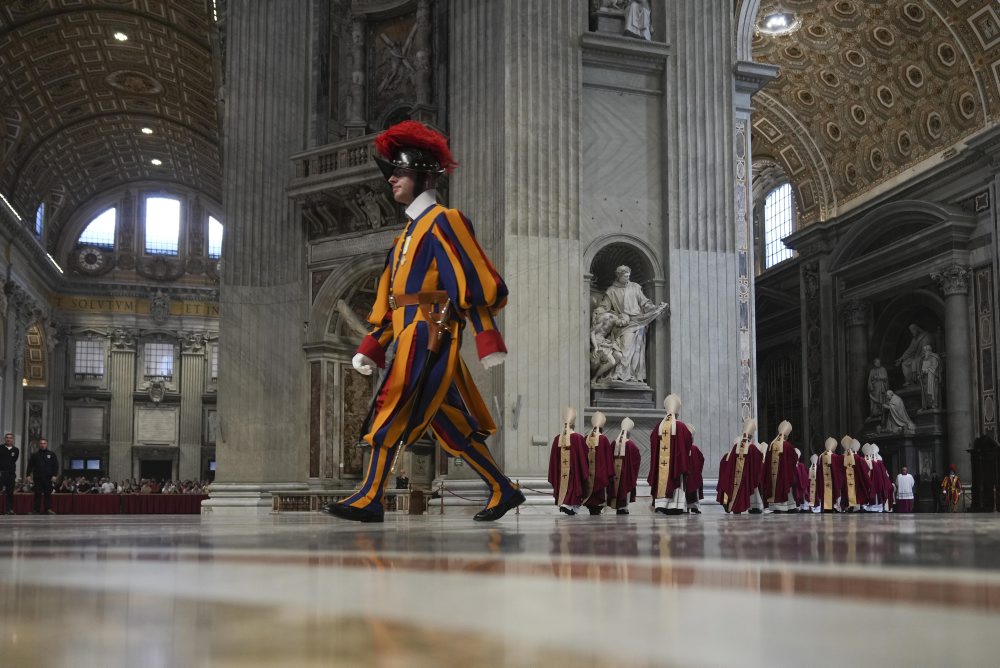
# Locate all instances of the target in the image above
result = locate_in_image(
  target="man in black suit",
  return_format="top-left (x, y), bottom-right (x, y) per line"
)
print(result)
top-left (0, 433), bottom-right (18, 514)
top-left (26, 438), bottom-right (58, 515)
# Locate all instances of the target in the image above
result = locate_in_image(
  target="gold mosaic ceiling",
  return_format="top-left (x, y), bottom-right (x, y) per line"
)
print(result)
top-left (751, 0), bottom-right (1000, 225)
top-left (0, 0), bottom-right (221, 251)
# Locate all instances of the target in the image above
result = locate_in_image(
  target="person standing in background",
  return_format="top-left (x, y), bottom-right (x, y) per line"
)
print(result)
top-left (0, 433), bottom-right (19, 514)
top-left (26, 438), bottom-right (58, 515)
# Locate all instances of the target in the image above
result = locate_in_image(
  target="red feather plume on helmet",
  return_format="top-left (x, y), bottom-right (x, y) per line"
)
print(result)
top-left (374, 121), bottom-right (458, 173)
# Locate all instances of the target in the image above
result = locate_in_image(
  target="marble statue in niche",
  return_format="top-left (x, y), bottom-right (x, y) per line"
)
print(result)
top-left (590, 306), bottom-right (627, 383)
top-left (623, 0), bottom-right (653, 40)
top-left (376, 25), bottom-right (417, 98)
top-left (919, 345), bottom-right (942, 410)
top-left (867, 358), bottom-right (888, 418)
top-left (895, 323), bottom-right (932, 385)
top-left (881, 389), bottom-right (916, 433)
top-left (593, 265), bottom-right (668, 385)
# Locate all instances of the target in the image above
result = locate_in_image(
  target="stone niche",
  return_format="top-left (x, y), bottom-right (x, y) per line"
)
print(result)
top-left (588, 241), bottom-right (662, 408)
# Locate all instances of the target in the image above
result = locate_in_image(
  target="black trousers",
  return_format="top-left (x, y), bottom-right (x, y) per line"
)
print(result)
top-left (32, 478), bottom-right (52, 512)
top-left (0, 471), bottom-right (14, 510)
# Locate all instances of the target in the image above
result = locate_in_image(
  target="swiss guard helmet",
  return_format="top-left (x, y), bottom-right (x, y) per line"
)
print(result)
top-left (373, 121), bottom-right (457, 195)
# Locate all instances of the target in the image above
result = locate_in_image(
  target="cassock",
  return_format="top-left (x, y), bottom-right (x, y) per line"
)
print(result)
top-left (685, 444), bottom-right (706, 511)
top-left (839, 451), bottom-right (872, 512)
top-left (814, 451), bottom-right (845, 512)
top-left (763, 436), bottom-right (800, 511)
top-left (547, 430), bottom-right (589, 510)
top-left (582, 428), bottom-right (615, 511)
top-left (647, 416), bottom-right (692, 503)
top-left (609, 438), bottom-right (641, 512)
top-left (716, 439), bottom-right (764, 514)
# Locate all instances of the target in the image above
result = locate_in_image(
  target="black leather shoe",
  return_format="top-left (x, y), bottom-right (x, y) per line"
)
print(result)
top-left (5, 510), bottom-right (14, 515)
top-left (323, 502), bottom-right (384, 523)
top-left (616, 508), bottom-right (629, 515)
top-left (474, 489), bottom-right (526, 522)
top-left (586, 505), bottom-right (602, 516)
top-left (654, 507), bottom-right (670, 515)
top-left (689, 507), bottom-right (701, 514)
top-left (749, 508), bottom-right (763, 514)
top-left (559, 506), bottom-right (577, 516)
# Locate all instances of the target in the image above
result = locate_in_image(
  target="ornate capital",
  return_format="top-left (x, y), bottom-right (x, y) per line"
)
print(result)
top-left (110, 327), bottom-right (138, 352)
top-left (841, 300), bottom-right (870, 327)
top-left (180, 331), bottom-right (207, 354)
top-left (931, 265), bottom-right (971, 297)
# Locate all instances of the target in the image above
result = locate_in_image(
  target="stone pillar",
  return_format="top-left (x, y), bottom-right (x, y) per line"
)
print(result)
top-left (932, 264), bottom-right (974, 479)
top-left (179, 332), bottom-right (206, 481)
top-left (413, 0), bottom-right (432, 107)
top-left (108, 328), bottom-right (136, 481)
top-left (345, 18), bottom-right (366, 136)
top-left (448, 0), bottom-right (585, 479)
top-left (45, 321), bottom-right (67, 460)
top-left (841, 300), bottom-right (870, 432)
top-left (207, 0), bottom-right (311, 514)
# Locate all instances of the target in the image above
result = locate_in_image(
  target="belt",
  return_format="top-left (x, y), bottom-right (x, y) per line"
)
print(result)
top-left (388, 291), bottom-right (448, 310)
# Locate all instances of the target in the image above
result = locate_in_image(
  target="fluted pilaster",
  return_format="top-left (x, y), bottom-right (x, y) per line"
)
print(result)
top-left (179, 333), bottom-right (206, 480)
top-left (213, 0), bottom-right (310, 495)
top-left (108, 330), bottom-right (136, 480)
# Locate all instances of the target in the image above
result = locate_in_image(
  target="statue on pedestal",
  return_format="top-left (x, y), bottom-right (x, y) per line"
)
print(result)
top-left (594, 265), bottom-right (668, 384)
top-left (589, 306), bottom-right (627, 383)
top-left (867, 358), bottom-right (888, 418)
top-left (919, 344), bottom-right (941, 410)
top-left (895, 323), bottom-right (932, 386)
top-left (881, 389), bottom-right (916, 433)
top-left (623, 0), bottom-right (653, 40)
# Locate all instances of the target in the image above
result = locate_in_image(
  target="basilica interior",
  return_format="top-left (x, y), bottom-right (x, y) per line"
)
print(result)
top-left (1, 0), bottom-right (1000, 665)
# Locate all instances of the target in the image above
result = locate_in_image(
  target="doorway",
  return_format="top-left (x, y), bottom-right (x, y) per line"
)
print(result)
top-left (140, 460), bottom-right (173, 481)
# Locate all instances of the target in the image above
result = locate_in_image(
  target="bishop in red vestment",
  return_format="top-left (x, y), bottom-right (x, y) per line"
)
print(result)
top-left (547, 408), bottom-right (589, 515)
top-left (814, 438), bottom-right (845, 513)
top-left (685, 423), bottom-right (705, 514)
top-left (839, 437), bottom-right (872, 512)
top-left (608, 418), bottom-right (641, 515)
top-left (582, 412), bottom-right (615, 515)
top-left (716, 419), bottom-right (765, 514)
top-left (648, 394), bottom-right (692, 515)
top-left (763, 420), bottom-right (799, 513)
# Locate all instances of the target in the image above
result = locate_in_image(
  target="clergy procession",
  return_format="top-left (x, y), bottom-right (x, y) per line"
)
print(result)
top-left (547, 393), bottom-right (907, 517)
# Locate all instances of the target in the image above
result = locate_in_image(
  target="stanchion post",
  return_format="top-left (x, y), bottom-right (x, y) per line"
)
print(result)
top-left (440, 479), bottom-right (445, 515)
top-left (516, 479), bottom-right (520, 515)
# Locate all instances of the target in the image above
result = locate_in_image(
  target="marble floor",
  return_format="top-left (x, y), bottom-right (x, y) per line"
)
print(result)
top-left (1, 509), bottom-right (1000, 667)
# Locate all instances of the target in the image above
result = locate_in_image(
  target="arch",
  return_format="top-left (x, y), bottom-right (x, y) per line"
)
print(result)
top-left (735, 0), bottom-right (763, 62)
top-left (305, 253), bottom-right (388, 346)
top-left (583, 234), bottom-right (664, 313)
top-left (827, 200), bottom-right (975, 271)
top-left (583, 233), bottom-right (664, 284)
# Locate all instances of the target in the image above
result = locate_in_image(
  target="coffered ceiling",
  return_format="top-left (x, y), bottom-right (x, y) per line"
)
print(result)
top-left (0, 0), bottom-right (221, 251)
top-left (751, 0), bottom-right (1000, 225)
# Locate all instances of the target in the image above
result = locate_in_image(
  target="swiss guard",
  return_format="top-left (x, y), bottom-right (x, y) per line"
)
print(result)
top-left (325, 121), bottom-right (524, 523)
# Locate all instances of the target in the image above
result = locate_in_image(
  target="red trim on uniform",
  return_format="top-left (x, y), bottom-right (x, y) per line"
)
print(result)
top-left (357, 335), bottom-right (386, 368)
top-left (475, 330), bottom-right (507, 359)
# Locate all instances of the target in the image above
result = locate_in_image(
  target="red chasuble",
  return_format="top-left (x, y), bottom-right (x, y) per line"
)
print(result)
top-left (839, 452), bottom-right (873, 510)
top-left (583, 431), bottom-right (615, 507)
top-left (763, 437), bottom-right (800, 505)
top-left (716, 452), bottom-right (732, 506)
top-left (685, 444), bottom-right (706, 503)
top-left (547, 432), bottom-right (589, 506)
top-left (646, 417), bottom-right (692, 498)
top-left (872, 460), bottom-right (895, 506)
top-left (795, 461), bottom-right (809, 506)
top-left (609, 440), bottom-right (641, 508)
top-left (814, 452), bottom-right (845, 511)
top-left (716, 440), bottom-right (764, 514)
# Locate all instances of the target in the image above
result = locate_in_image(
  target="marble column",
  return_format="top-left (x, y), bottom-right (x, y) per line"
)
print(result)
top-left (207, 0), bottom-right (311, 513)
top-left (448, 0), bottom-right (585, 479)
top-left (932, 264), bottom-right (974, 479)
top-left (842, 300), bottom-right (870, 432)
top-left (108, 329), bottom-right (137, 481)
top-left (345, 18), bottom-right (366, 136)
top-left (178, 332), bottom-right (206, 481)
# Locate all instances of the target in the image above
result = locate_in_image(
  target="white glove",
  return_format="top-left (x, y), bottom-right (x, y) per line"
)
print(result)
top-left (481, 352), bottom-right (506, 369)
top-left (352, 353), bottom-right (375, 376)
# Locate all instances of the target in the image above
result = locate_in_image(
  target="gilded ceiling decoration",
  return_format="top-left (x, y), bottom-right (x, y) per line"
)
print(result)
top-left (751, 0), bottom-right (1000, 225)
top-left (0, 0), bottom-right (221, 251)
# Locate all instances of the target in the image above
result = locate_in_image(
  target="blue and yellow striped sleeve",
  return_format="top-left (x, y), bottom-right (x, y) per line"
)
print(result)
top-left (431, 209), bottom-right (508, 358)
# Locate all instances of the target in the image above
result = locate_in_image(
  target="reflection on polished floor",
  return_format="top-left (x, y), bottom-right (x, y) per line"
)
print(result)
top-left (1, 509), bottom-right (1000, 667)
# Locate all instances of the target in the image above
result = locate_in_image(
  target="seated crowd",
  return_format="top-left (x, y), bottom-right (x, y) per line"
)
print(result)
top-left (13, 477), bottom-right (210, 495)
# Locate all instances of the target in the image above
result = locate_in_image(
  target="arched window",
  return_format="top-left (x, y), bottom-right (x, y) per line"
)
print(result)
top-left (144, 196), bottom-right (181, 255)
top-left (763, 183), bottom-right (795, 268)
top-left (35, 202), bottom-right (44, 238)
top-left (208, 216), bottom-right (223, 259)
top-left (78, 208), bottom-right (116, 248)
